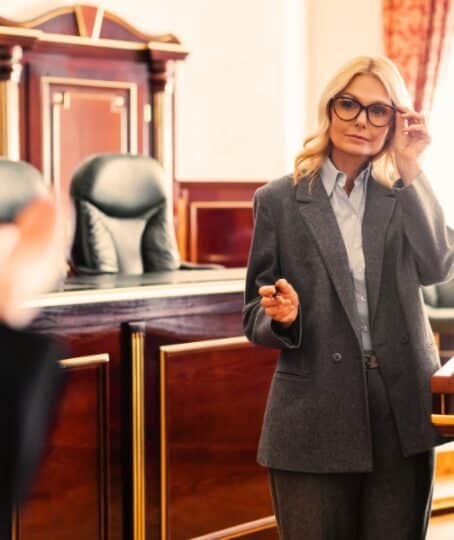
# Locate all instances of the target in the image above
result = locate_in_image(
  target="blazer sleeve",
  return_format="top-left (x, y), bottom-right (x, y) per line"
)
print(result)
top-left (242, 187), bottom-right (302, 349)
top-left (393, 172), bottom-right (454, 286)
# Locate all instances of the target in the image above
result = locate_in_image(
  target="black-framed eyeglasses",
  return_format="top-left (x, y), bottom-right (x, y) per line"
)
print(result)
top-left (330, 96), bottom-right (395, 127)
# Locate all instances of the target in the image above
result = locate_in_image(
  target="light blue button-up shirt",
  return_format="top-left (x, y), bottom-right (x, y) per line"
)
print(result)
top-left (320, 157), bottom-right (373, 351)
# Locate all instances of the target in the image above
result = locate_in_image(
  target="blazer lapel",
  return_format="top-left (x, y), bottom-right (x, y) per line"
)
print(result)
top-left (362, 176), bottom-right (396, 330)
top-left (296, 174), bottom-right (397, 347)
top-left (295, 176), bottom-right (362, 348)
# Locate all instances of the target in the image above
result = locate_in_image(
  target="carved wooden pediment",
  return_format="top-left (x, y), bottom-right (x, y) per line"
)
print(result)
top-left (0, 4), bottom-right (188, 60)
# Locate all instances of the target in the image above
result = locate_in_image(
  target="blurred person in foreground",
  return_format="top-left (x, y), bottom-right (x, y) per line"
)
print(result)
top-left (0, 190), bottom-right (72, 534)
top-left (243, 56), bottom-right (454, 539)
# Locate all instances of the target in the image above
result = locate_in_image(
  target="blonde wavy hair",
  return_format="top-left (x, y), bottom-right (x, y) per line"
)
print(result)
top-left (294, 56), bottom-right (412, 187)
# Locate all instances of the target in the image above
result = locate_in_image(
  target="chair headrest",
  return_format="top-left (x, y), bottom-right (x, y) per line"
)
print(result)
top-left (437, 279), bottom-right (454, 308)
top-left (0, 159), bottom-right (47, 222)
top-left (70, 154), bottom-right (169, 218)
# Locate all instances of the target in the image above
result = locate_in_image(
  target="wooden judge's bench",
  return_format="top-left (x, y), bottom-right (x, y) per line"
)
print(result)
top-left (13, 268), bottom-right (278, 540)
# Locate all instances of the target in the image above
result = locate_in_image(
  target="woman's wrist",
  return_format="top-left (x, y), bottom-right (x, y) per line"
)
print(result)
top-left (396, 158), bottom-right (422, 186)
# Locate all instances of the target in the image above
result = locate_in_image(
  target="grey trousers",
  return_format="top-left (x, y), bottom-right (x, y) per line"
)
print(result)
top-left (268, 369), bottom-right (435, 540)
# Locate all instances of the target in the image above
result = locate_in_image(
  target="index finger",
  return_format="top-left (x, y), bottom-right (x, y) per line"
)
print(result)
top-left (275, 278), bottom-right (294, 294)
top-left (258, 285), bottom-right (277, 297)
top-left (395, 104), bottom-right (409, 114)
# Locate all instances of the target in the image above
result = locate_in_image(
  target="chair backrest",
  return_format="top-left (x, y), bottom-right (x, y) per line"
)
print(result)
top-left (437, 280), bottom-right (454, 307)
top-left (70, 153), bottom-right (180, 274)
top-left (422, 285), bottom-right (439, 307)
top-left (423, 279), bottom-right (454, 308)
top-left (0, 158), bottom-right (48, 222)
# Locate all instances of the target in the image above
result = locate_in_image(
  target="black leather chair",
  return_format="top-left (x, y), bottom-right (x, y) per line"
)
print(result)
top-left (70, 153), bottom-right (198, 274)
top-left (0, 159), bottom-right (64, 532)
top-left (423, 280), bottom-right (454, 338)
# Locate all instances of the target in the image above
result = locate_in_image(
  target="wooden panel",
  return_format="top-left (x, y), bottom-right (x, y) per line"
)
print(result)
top-left (160, 337), bottom-right (279, 540)
top-left (100, 18), bottom-right (146, 42)
top-left (46, 81), bottom-right (136, 196)
top-left (16, 352), bottom-right (110, 539)
top-left (26, 8), bottom-right (80, 35)
top-left (177, 181), bottom-right (264, 202)
top-left (189, 203), bottom-right (253, 267)
top-left (143, 312), bottom-right (244, 539)
top-left (177, 181), bottom-right (264, 265)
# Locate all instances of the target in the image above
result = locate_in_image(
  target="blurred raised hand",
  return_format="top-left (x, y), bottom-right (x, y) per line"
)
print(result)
top-left (0, 193), bottom-right (73, 327)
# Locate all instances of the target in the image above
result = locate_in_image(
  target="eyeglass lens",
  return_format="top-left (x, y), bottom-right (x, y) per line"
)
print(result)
top-left (333, 97), bottom-right (394, 127)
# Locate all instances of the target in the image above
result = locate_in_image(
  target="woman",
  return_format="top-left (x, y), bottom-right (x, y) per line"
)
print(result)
top-left (243, 56), bottom-right (454, 540)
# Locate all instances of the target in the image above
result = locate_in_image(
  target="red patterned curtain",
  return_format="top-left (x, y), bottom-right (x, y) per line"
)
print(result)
top-left (383, 0), bottom-right (454, 111)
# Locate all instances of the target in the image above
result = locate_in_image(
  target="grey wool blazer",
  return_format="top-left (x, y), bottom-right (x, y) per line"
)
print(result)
top-left (243, 171), bottom-right (454, 473)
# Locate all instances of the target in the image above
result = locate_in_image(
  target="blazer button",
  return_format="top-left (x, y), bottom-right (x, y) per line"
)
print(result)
top-left (401, 334), bottom-right (410, 344)
top-left (332, 352), bottom-right (342, 363)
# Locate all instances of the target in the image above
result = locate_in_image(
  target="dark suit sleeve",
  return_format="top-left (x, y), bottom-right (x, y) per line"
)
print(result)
top-left (242, 187), bottom-right (302, 349)
top-left (0, 324), bottom-right (65, 506)
top-left (393, 172), bottom-right (454, 285)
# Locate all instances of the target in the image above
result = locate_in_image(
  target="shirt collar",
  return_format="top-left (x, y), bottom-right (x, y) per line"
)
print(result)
top-left (320, 157), bottom-right (371, 198)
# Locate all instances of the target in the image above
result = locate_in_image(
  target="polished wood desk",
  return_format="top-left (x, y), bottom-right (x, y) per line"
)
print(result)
top-left (13, 269), bottom-right (279, 540)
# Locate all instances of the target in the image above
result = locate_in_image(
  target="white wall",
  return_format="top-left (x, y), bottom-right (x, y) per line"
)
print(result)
top-left (306, 0), bottom-right (384, 132)
top-left (167, 0), bottom-right (292, 181)
top-left (3, 0), bottom-right (383, 181)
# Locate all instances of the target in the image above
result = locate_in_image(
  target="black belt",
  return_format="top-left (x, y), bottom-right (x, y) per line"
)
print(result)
top-left (363, 350), bottom-right (379, 369)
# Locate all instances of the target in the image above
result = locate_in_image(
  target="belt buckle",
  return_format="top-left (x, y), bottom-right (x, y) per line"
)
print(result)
top-left (363, 351), bottom-right (379, 369)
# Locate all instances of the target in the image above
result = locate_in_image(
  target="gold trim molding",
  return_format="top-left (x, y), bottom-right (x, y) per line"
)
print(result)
top-left (11, 510), bottom-right (18, 540)
top-left (432, 496), bottom-right (454, 513)
top-left (59, 353), bottom-right (110, 368)
top-left (0, 45), bottom-right (22, 159)
top-left (161, 336), bottom-right (250, 357)
top-left (432, 413), bottom-right (454, 426)
top-left (190, 516), bottom-right (277, 540)
top-left (132, 330), bottom-right (146, 540)
top-left (0, 81), bottom-right (20, 159)
top-left (0, 26), bottom-right (188, 55)
top-left (160, 346), bottom-right (168, 539)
